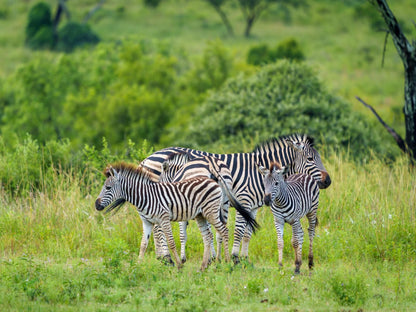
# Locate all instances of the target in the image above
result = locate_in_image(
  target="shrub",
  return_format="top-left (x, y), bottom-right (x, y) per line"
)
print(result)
top-left (246, 44), bottom-right (271, 66)
top-left (25, 2), bottom-right (55, 49)
top-left (143, 0), bottom-right (162, 8)
top-left (247, 38), bottom-right (305, 66)
top-left (181, 60), bottom-right (394, 158)
top-left (272, 38), bottom-right (305, 62)
top-left (56, 22), bottom-right (100, 52)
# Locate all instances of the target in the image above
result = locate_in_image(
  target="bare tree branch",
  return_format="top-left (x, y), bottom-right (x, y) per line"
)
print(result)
top-left (83, 0), bottom-right (106, 24)
top-left (356, 96), bottom-right (408, 154)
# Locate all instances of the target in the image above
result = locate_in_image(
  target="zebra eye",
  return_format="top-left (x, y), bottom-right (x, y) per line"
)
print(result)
top-left (105, 185), bottom-right (111, 190)
top-left (274, 182), bottom-right (278, 186)
top-left (307, 156), bottom-right (314, 161)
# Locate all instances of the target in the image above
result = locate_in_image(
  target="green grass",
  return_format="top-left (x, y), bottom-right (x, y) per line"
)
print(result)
top-left (1, 153), bottom-right (415, 311)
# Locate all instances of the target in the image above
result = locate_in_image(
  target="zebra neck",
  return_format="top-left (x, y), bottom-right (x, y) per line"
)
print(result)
top-left (121, 174), bottom-right (156, 210)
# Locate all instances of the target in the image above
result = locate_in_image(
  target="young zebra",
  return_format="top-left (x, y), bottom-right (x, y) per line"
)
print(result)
top-left (142, 134), bottom-right (330, 263)
top-left (257, 162), bottom-right (320, 274)
top-left (95, 162), bottom-right (258, 271)
top-left (159, 151), bottom-right (236, 263)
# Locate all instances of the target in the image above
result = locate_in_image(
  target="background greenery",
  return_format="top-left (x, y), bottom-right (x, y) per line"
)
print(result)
top-left (0, 0), bottom-right (415, 311)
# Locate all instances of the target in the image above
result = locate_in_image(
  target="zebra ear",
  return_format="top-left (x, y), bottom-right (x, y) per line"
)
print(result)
top-left (286, 139), bottom-right (305, 153)
top-left (281, 166), bottom-right (289, 175)
top-left (111, 167), bottom-right (120, 179)
top-left (256, 163), bottom-right (269, 176)
top-left (161, 162), bottom-right (170, 173)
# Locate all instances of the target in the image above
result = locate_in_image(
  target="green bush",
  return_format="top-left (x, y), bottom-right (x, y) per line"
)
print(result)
top-left (247, 38), bottom-right (304, 66)
top-left (181, 60), bottom-right (393, 158)
top-left (25, 2), bottom-right (55, 50)
top-left (246, 44), bottom-right (271, 66)
top-left (143, 0), bottom-right (162, 8)
top-left (272, 38), bottom-right (305, 62)
top-left (56, 22), bottom-right (100, 52)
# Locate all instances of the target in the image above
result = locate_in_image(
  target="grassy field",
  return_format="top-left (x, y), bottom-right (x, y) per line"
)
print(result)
top-left (1, 1), bottom-right (416, 311)
top-left (0, 153), bottom-right (415, 311)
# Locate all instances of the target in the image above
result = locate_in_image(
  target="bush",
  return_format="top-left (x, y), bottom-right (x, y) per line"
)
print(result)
top-left (181, 60), bottom-right (393, 158)
top-left (143, 0), bottom-right (162, 8)
top-left (25, 2), bottom-right (55, 49)
top-left (247, 38), bottom-right (304, 66)
top-left (272, 38), bottom-right (305, 62)
top-left (56, 22), bottom-right (100, 52)
top-left (246, 44), bottom-right (271, 66)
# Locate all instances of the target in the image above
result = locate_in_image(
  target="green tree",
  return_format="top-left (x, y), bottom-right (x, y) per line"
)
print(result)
top-left (204, 0), bottom-right (234, 36)
top-left (238, 0), bottom-right (306, 37)
top-left (182, 61), bottom-right (394, 158)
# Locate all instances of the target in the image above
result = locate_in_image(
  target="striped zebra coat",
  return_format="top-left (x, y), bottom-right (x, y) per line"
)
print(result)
top-left (159, 151), bottom-right (235, 263)
top-left (94, 162), bottom-right (257, 270)
top-left (258, 162), bottom-right (320, 274)
top-left (140, 134), bottom-right (330, 262)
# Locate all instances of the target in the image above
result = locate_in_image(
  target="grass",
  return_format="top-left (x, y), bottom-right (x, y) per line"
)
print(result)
top-left (1, 153), bottom-right (415, 311)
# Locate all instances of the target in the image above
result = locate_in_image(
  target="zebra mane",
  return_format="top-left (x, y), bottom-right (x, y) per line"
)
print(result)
top-left (165, 150), bottom-right (195, 162)
top-left (253, 134), bottom-right (315, 153)
top-left (104, 162), bottom-right (152, 181)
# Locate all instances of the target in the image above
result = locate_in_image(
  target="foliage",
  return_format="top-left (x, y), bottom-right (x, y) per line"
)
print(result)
top-left (272, 38), bottom-right (304, 62)
top-left (182, 60), bottom-right (392, 158)
top-left (143, 0), bottom-right (162, 8)
top-left (25, 2), bottom-right (55, 50)
top-left (247, 38), bottom-right (304, 65)
top-left (56, 22), bottom-right (100, 52)
top-left (0, 153), bottom-right (415, 310)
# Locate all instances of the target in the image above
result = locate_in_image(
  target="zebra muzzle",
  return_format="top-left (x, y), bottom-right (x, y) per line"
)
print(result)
top-left (264, 194), bottom-right (272, 206)
top-left (95, 198), bottom-right (104, 211)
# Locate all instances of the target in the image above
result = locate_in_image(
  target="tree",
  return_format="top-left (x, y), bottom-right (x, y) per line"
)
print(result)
top-left (205, 0), bottom-right (234, 36)
top-left (238, 0), bottom-right (305, 37)
top-left (361, 0), bottom-right (416, 163)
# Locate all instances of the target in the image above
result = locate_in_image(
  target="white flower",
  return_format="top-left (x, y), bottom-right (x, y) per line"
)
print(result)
top-left (264, 288), bottom-right (269, 293)
top-left (388, 214), bottom-right (392, 220)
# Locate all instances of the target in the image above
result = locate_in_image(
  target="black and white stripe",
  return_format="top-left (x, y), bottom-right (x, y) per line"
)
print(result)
top-left (95, 162), bottom-right (257, 270)
top-left (258, 162), bottom-right (320, 274)
top-left (141, 134), bottom-right (330, 262)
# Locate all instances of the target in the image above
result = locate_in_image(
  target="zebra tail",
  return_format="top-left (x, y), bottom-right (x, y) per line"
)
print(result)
top-left (211, 168), bottom-right (260, 233)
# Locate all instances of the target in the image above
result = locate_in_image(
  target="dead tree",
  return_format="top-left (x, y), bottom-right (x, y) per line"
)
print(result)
top-left (367, 0), bottom-right (416, 163)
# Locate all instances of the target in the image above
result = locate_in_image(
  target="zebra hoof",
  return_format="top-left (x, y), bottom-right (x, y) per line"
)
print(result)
top-left (181, 257), bottom-right (187, 264)
top-left (161, 255), bottom-right (175, 266)
top-left (232, 254), bottom-right (240, 265)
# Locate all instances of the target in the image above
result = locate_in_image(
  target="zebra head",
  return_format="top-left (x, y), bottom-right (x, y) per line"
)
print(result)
top-left (95, 165), bottom-right (126, 214)
top-left (286, 136), bottom-right (331, 189)
top-left (257, 162), bottom-right (288, 206)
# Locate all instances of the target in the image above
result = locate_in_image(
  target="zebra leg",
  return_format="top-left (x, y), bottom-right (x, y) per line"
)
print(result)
top-left (231, 211), bottom-right (247, 264)
top-left (306, 212), bottom-right (318, 270)
top-left (241, 208), bottom-right (259, 259)
top-left (153, 224), bottom-right (174, 265)
top-left (179, 221), bottom-right (188, 264)
top-left (159, 219), bottom-right (183, 269)
top-left (207, 216), bottom-right (230, 263)
top-left (273, 217), bottom-right (285, 268)
top-left (139, 219), bottom-right (154, 261)
top-left (291, 220), bottom-right (304, 275)
top-left (215, 229), bottom-right (222, 262)
top-left (195, 215), bottom-right (214, 271)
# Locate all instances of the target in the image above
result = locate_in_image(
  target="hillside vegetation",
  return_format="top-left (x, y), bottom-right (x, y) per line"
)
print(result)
top-left (0, 0), bottom-right (415, 311)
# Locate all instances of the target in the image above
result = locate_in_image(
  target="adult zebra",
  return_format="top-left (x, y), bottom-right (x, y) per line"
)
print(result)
top-left (141, 134), bottom-right (331, 262)
top-left (95, 162), bottom-right (258, 270)
top-left (160, 151), bottom-right (235, 263)
top-left (258, 162), bottom-right (320, 274)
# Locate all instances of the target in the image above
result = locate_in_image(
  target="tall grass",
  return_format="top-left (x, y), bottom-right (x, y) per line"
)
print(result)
top-left (1, 152), bottom-right (415, 311)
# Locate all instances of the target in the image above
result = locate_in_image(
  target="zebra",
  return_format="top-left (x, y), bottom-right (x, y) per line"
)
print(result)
top-left (94, 162), bottom-right (258, 271)
top-left (257, 162), bottom-right (320, 274)
top-left (159, 151), bottom-right (235, 263)
top-left (140, 133), bottom-right (331, 263)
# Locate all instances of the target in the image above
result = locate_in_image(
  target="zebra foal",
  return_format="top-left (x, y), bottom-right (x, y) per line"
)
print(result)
top-left (95, 162), bottom-right (257, 271)
top-left (258, 162), bottom-right (320, 274)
